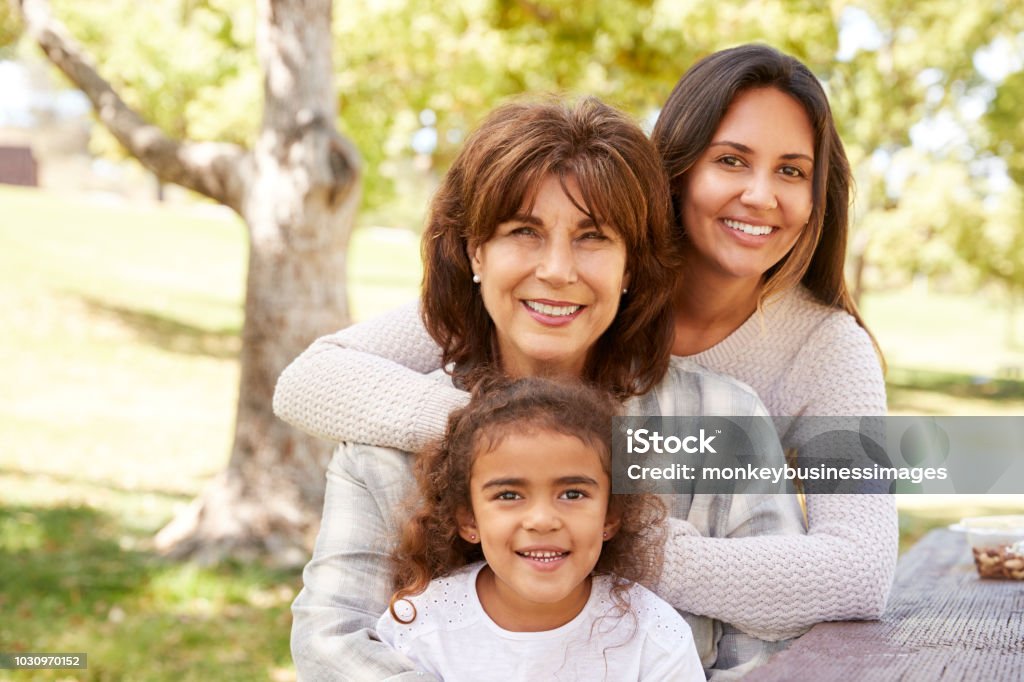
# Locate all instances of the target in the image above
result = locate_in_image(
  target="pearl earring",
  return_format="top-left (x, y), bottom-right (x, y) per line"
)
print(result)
top-left (621, 288), bottom-right (628, 295)
top-left (472, 274), bottom-right (481, 284)
top-left (602, 531), bottom-right (608, 539)
top-left (469, 533), bottom-right (477, 541)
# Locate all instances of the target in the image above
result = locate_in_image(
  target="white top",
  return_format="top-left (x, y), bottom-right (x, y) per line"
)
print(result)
top-left (377, 563), bottom-right (704, 682)
top-left (274, 285), bottom-right (898, 639)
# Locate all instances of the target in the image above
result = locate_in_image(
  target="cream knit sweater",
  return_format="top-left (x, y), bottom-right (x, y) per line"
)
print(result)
top-left (273, 286), bottom-right (898, 640)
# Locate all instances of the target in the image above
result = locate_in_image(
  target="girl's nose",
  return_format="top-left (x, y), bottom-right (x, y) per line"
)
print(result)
top-left (522, 501), bottom-right (562, 533)
top-left (534, 234), bottom-right (578, 287)
top-left (741, 172), bottom-right (779, 211)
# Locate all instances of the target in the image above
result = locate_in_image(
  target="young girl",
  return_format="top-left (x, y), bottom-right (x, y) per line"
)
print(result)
top-left (377, 376), bottom-right (704, 681)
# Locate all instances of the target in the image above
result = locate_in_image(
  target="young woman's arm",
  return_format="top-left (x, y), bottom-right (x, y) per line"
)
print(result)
top-left (273, 300), bottom-right (468, 452)
top-left (657, 320), bottom-right (897, 640)
top-left (660, 495), bottom-right (896, 640)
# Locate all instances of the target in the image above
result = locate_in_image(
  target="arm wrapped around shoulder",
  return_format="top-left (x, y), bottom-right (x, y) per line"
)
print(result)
top-left (273, 301), bottom-right (467, 451)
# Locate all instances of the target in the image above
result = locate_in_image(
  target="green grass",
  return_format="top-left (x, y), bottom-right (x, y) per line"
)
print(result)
top-left (0, 186), bottom-right (422, 681)
top-left (0, 184), bottom-right (1021, 679)
top-left (0, 505), bottom-right (295, 682)
top-left (862, 288), bottom-right (1024, 379)
top-left (895, 497), bottom-right (1024, 553)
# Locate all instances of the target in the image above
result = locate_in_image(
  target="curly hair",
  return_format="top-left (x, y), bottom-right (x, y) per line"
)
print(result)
top-left (420, 97), bottom-right (677, 398)
top-left (389, 375), bottom-right (667, 623)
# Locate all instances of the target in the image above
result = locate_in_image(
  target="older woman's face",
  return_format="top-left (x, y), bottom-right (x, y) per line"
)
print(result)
top-left (470, 174), bottom-right (629, 379)
top-left (681, 87), bottom-right (814, 285)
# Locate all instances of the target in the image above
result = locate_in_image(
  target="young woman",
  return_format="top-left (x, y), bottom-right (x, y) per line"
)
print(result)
top-left (646, 44), bottom-right (896, 631)
top-left (285, 97), bottom-right (802, 680)
top-left (380, 376), bottom-right (703, 681)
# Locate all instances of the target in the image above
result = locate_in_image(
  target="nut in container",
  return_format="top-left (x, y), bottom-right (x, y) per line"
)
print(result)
top-left (954, 515), bottom-right (1024, 580)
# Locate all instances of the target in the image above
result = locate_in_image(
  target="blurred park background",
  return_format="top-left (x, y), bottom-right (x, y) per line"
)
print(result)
top-left (1, 0), bottom-right (1023, 679)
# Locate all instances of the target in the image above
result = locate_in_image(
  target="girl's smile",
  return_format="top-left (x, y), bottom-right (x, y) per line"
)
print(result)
top-left (459, 429), bottom-right (619, 632)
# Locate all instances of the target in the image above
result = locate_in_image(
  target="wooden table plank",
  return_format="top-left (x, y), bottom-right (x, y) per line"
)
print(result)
top-left (745, 529), bottom-right (1024, 681)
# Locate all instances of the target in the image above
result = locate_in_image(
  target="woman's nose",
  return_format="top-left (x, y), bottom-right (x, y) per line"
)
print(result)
top-left (741, 172), bottom-right (779, 211)
top-left (534, 234), bottom-right (578, 286)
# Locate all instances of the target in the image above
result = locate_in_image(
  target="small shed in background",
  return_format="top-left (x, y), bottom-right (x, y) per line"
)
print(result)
top-left (0, 145), bottom-right (39, 187)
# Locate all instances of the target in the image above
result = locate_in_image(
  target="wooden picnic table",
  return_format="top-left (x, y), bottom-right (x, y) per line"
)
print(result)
top-left (746, 528), bottom-right (1024, 681)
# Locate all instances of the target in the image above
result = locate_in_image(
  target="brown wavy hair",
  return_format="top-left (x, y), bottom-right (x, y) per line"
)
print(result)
top-left (651, 43), bottom-right (882, 361)
top-left (389, 375), bottom-right (667, 623)
top-left (421, 97), bottom-right (678, 398)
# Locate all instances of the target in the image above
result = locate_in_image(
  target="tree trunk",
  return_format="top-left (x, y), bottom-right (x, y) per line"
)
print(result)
top-left (154, 0), bottom-right (360, 565)
top-left (17, 0), bottom-right (361, 565)
top-left (849, 222), bottom-right (871, 307)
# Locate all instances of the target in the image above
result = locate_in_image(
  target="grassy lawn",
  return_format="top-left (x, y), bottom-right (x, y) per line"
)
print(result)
top-left (0, 186), bottom-right (420, 681)
top-left (1, 185), bottom-right (1021, 679)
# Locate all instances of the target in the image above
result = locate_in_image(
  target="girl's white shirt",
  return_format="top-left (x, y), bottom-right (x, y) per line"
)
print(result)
top-left (377, 562), bottom-right (704, 682)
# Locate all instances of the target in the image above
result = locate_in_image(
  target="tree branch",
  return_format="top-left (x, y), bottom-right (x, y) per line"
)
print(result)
top-left (16, 0), bottom-right (251, 213)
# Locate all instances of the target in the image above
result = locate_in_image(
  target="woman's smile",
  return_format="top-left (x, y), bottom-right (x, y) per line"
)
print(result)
top-left (722, 217), bottom-right (776, 238)
top-left (681, 87), bottom-right (814, 285)
top-left (521, 299), bottom-right (585, 325)
top-left (471, 172), bottom-right (629, 378)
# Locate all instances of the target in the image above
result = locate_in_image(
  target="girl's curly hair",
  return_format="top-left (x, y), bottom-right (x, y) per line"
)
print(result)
top-left (389, 375), bottom-right (667, 623)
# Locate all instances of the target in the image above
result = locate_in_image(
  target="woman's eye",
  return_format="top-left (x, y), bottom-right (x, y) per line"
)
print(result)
top-left (779, 165), bottom-right (807, 178)
top-left (717, 155), bottom-right (744, 168)
top-left (580, 230), bottom-right (608, 241)
top-left (510, 226), bottom-right (537, 237)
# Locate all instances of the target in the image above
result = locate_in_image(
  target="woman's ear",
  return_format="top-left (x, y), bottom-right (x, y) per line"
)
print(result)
top-left (467, 243), bottom-right (482, 281)
top-left (456, 507), bottom-right (480, 543)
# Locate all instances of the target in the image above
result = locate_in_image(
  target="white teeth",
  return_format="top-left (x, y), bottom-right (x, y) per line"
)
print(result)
top-left (524, 301), bottom-right (581, 317)
top-left (724, 219), bottom-right (774, 236)
top-left (519, 550), bottom-right (567, 562)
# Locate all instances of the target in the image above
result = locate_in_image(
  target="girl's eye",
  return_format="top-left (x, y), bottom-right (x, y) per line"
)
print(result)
top-left (560, 489), bottom-right (587, 500)
top-left (496, 491), bottom-right (522, 501)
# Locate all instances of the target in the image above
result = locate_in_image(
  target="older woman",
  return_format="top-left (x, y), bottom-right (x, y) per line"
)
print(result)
top-left (282, 98), bottom-right (802, 680)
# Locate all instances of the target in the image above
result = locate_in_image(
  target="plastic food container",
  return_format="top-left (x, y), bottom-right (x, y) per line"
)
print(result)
top-left (956, 515), bottom-right (1024, 580)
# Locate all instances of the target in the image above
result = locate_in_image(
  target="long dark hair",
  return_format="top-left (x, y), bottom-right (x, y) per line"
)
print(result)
top-left (421, 97), bottom-right (678, 397)
top-left (651, 43), bottom-right (881, 358)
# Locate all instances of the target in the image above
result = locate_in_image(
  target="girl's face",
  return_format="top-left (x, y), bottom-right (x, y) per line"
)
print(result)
top-left (680, 87), bottom-right (815, 286)
top-left (470, 173), bottom-right (629, 379)
top-left (458, 428), bottom-right (618, 631)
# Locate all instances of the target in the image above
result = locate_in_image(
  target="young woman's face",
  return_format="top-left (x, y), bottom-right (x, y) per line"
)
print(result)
top-left (680, 87), bottom-right (815, 285)
top-left (459, 429), bottom-right (617, 630)
top-left (470, 173), bottom-right (629, 379)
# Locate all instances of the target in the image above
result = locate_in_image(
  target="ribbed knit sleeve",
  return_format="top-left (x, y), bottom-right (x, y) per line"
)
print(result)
top-left (272, 300), bottom-right (467, 452)
top-left (658, 493), bottom-right (896, 640)
top-left (658, 289), bottom-right (898, 640)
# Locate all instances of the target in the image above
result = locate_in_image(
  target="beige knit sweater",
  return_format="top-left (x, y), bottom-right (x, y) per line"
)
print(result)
top-left (273, 286), bottom-right (898, 640)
